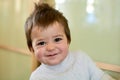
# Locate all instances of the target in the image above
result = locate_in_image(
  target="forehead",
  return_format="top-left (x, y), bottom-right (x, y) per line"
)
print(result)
top-left (31, 22), bottom-right (65, 38)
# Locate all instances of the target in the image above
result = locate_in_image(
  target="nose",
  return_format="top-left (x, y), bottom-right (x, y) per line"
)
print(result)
top-left (46, 42), bottom-right (55, 51)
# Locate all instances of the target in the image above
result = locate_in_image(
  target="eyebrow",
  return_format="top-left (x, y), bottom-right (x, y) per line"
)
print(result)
top-left (53, 34), bottom-right (64, 38)
top-left (35, 38), bottom-right (46, 42)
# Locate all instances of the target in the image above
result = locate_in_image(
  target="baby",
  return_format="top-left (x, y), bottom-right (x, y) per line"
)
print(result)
top-left (24, 2), bottom-right (115, 80)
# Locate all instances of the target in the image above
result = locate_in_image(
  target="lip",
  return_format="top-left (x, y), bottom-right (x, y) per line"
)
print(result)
top-left (46, 53), bottom-right (58, 57)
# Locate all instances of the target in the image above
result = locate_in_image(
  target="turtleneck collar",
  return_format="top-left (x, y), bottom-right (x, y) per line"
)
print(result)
top-left (41, 52), bottom-right (75, 74)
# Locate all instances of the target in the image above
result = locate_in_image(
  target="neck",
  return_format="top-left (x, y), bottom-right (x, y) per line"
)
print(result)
top-left (41, 52), bottom-right (75, 73)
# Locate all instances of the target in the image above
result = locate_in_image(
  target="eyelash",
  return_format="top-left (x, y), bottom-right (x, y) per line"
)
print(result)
top-left (36, 38), bottom-right (62, 46)
top-left (54, 38), bottom-right (62, 42)
top-left (37, 41), bottom-right (46, 46)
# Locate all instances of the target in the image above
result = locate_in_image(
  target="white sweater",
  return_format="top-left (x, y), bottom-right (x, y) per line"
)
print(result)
top-left (30, 51), bottom-right (114, 80)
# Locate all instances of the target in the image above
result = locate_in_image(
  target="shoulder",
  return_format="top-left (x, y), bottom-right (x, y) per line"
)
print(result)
top-left (70, 50), bottom-right (95, 70)
top-left (70, 50), bottom-right (92, 61)
top-left (71, 51), bottom-right (105, 79)
top-left (29, 66), bottom-right (45, 80)
top-left (29, 66), bottom-right (40, 80)
top-left (71, 50), bottom-right (99, 68)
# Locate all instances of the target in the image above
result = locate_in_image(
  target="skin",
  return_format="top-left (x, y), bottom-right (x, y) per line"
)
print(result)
top-left (31, 22), bottom-right (69, 66)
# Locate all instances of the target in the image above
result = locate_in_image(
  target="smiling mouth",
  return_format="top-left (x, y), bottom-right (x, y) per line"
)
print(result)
top-left (46, 53), bottom-right (58, 57)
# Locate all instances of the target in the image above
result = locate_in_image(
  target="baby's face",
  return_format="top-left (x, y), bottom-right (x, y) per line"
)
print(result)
top-left (31, 22), bottom-right (69, 66)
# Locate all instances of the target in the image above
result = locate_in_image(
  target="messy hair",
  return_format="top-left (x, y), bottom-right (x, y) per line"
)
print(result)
top-left (24, 3), bottom-right (71, 52)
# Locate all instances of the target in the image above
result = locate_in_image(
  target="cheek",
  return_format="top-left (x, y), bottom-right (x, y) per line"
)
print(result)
top-left (34, 49), bottom-right (43, 61)
top-left (60, 43), bottom-right (69, 52)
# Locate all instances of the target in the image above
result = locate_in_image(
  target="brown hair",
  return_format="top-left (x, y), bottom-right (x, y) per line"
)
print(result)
top-left (24, 3), bottom-right (71, 52)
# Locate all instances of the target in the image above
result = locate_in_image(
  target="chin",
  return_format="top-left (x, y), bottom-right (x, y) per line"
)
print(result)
top-left (47, 60), bottom-right (62, 66)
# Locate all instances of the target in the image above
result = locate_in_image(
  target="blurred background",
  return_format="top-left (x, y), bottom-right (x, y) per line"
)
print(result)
top-left (0, 0), bottom-right (120, 80)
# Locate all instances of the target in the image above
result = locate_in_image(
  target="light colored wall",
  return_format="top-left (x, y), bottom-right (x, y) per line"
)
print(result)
top-left (0, 0), bottom-right (34, 80)
top-left (55, 0), bottom-right (120, 79)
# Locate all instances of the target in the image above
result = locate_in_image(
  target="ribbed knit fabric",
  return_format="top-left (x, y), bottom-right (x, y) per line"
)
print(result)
top-left (30, 51), bottom-right (114, 80)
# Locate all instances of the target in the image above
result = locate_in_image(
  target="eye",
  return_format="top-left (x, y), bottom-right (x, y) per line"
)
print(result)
top-left (37, 41), bottom-right (46, 46)
top-left (54, 38), bottom-right (62, 42)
